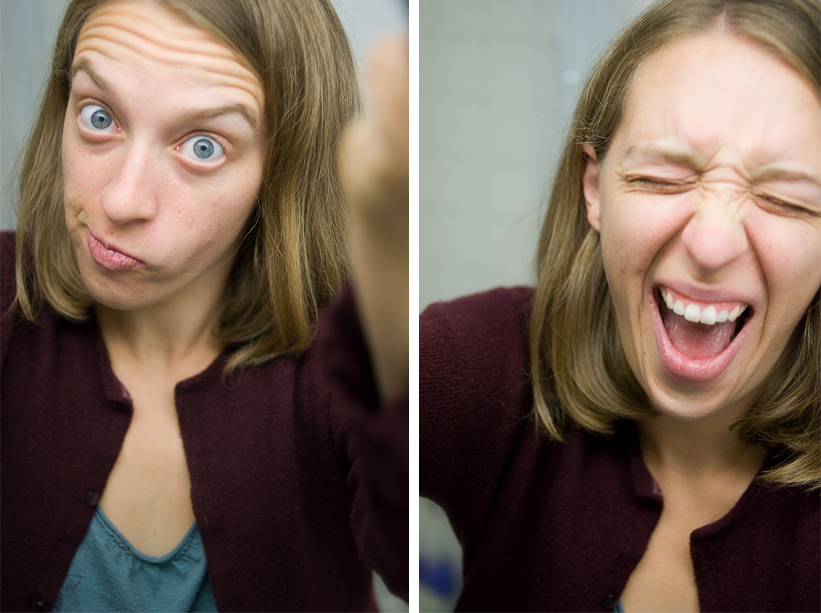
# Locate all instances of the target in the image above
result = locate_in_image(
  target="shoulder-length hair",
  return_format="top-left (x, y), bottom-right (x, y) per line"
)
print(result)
top-left (530, 0), bottom-right (820, 488)
top-left (13, 0), bottom-right (359, 371)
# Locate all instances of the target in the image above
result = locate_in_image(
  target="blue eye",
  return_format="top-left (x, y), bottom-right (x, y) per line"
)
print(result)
top-left (181, 136), bottom-right (223, 162)
top-left (79, 105), bottom-right (116, 131)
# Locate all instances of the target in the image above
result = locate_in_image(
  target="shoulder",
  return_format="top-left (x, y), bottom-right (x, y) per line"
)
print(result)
top-left (421, 286), bottom-right (533, 366)
top-left (419, 288), bottom-right (536, 495)
top-left (421, 286), bottom-right (533, 338)
top-left (420, 286), bottom-right (533, 392)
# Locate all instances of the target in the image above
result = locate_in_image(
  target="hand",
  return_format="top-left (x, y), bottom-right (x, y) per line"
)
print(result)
top-left (339, 36), bottom-right (409, 402)
top-left (340, 36), bottom-right (409, 228)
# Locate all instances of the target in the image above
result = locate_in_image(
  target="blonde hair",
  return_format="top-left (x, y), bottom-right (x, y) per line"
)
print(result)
top-left (12, 0), bottom-right (360, 371)
top-left (530, 0), bottom-right (820, 488)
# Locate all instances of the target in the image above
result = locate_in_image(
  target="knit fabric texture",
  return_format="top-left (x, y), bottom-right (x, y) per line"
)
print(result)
top-left (420, 286), bottom-right (819, 612)
top-left (1, 231), bottom-right (409, 612)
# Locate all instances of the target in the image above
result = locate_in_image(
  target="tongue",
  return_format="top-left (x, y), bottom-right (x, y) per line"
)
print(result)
top-left (661, 308), bottom-right (736, 359)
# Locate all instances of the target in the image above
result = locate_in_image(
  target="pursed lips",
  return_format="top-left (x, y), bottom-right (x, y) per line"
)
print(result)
top-left (86, 229), bottom-right (143, 270)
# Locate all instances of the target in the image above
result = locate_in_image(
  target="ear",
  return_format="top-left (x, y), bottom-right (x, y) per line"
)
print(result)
top-left (581, 143), bottom-right (601, 233)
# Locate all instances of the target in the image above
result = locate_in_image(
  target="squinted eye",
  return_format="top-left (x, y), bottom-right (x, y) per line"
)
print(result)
top-left (180, 136), bottom-right (224, 163)
top-left (79, 105), bottom-right (116, 132)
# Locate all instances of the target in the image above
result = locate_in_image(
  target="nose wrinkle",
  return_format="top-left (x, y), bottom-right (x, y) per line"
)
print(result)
top-left (100, 144), bottom-right (158, 225)
top-left (680, 189), bottom-right (749, 274)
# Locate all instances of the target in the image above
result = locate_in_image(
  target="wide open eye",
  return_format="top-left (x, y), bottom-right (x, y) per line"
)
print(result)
top-left (79, 104), bottom-right (116, 132)
top-left (180, 136), bottom-right (224, 163)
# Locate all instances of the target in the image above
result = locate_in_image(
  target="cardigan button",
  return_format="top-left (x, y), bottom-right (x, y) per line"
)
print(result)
top-left (85, 490), bottom-right (101, 506)
top-left (33, 600), bottom-right (48, 612)
top-left (602, 593), bottom-right (618, 609)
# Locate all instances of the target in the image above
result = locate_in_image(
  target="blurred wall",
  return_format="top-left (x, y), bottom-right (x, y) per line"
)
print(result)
top-left (0, 0), bottom-right (408, 231)
top-left (419, 0), bottom-right (655, 311)
top-left (0, 0), bottom-right (67, 230)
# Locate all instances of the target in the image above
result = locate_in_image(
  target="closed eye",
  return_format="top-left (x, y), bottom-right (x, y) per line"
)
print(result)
top-left (753, 193), bottom-right (820, 218)
top-left (624, 176), bottom-right (695, 193)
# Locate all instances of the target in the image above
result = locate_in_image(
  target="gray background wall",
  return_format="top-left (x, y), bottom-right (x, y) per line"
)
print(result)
top-left (419, 0), bottom-right (654, 310)
top-left (0, 0), bottom-right (408, 231)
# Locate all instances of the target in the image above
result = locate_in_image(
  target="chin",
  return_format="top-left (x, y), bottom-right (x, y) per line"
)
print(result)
top-left (640, 371), bottom-right (755, 423)
top-left (75, 262), bottom-right (154, 312)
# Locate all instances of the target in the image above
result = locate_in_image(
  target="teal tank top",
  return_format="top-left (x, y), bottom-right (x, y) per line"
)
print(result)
top-left (53, 507), bottom-right (217, 612)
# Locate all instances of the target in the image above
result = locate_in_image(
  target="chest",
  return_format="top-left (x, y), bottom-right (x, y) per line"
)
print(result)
top-left (1, 320), bottom-right (381, 612)
top-left (448, 435), bottom-right (813, 613)
top-left (619, 508), bottom-right (700, 612)
top-left (97, 383), bottom-right (196, 557)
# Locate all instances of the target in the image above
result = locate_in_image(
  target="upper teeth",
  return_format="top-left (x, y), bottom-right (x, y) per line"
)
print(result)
top-left (660, 287), bottom-right (747, 326)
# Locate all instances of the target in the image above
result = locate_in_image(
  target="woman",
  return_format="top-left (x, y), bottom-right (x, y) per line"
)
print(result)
top-left (419, 0), bottom-right (819, 611)
top-left (1, 0), bottom-right (409, 611)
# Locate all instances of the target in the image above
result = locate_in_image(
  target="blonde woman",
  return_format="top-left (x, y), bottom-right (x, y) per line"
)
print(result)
top-left (1, 0), bottom-right (409, 610)
top-left (417, 0), bottom-right (819, 611)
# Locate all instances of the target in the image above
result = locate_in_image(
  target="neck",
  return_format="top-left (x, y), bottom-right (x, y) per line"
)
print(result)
top-left (95, 277), bottom-right (227, 376)
top-left (637, 412), bottom-right (768, 481)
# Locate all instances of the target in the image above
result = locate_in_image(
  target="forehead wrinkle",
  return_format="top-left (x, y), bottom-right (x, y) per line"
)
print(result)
top-left (80, 2), bottom-right (233, 60)
top-left (71, 59), bottom-right (261, 138)
top-left (75, 7), bottom-right (264, 122)
top-left (74, 29), bottom-right (261, 95)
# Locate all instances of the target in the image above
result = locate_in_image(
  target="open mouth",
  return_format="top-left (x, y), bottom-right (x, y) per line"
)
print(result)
top-left (656, 286), bottom-right (751, 361)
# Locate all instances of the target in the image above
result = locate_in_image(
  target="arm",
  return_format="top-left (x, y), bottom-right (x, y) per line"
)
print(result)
top-left (330, 39), bottom-right (410, 598)
top-left (338, 37), bottom-right (409, 402)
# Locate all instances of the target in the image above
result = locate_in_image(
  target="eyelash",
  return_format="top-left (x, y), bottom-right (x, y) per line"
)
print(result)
top-left (626, 176), bottom-right (816, 217)
top-left (753, 194), bottom-right (814, 217)
top-left (625, 177), bottom-right (692, 192)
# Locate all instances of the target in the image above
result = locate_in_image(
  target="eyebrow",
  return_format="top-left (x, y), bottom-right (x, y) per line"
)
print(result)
top-left (70, 58), bottom-right (261, 136)
top-left (621, 144), bottom-right (708, 172)
top-left (750, 166), bottom-right (821, 190)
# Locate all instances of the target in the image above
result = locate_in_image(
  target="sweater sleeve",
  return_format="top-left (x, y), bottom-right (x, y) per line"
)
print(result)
top-left (419, 287), bottom-right (535, 548)
top-left (322, 284), bottom-right (409, 602)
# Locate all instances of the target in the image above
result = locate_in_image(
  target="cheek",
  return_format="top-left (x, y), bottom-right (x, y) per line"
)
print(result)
top-left (185, 167), bottom-right (262, 246)
top-left (61, 131), bottom-right (108, 210)
top-left (598, 190), bottom-right (661, 284)
top-left (747, 217), bottom-right (821, 315)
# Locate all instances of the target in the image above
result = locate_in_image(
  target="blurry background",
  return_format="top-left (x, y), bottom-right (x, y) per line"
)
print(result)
top-left (419, 1), bottom-right (654, 610)
top-left (0, 1), bottom-right (408, 611)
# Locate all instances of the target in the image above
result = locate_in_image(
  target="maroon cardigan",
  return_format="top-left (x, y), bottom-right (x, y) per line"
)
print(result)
top-left (420, 287), bottom-right (820, 612)
top-left (0, 232), bottom-right (408, 612)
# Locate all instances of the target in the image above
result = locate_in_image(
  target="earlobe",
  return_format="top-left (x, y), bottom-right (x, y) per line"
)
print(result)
top-left (581, 144), bottom-right (601, 233)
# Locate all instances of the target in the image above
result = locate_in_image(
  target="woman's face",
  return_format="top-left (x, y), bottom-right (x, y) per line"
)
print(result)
top-left (583, 32), bottom-right (821, 420)
top-left (62, 0), bottom-right (266, 310)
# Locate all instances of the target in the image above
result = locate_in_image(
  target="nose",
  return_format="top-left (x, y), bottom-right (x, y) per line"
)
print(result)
top-left (679, 190), bottom-right (749, 276)
top-left (99, 142), bottom-right (158, 225)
